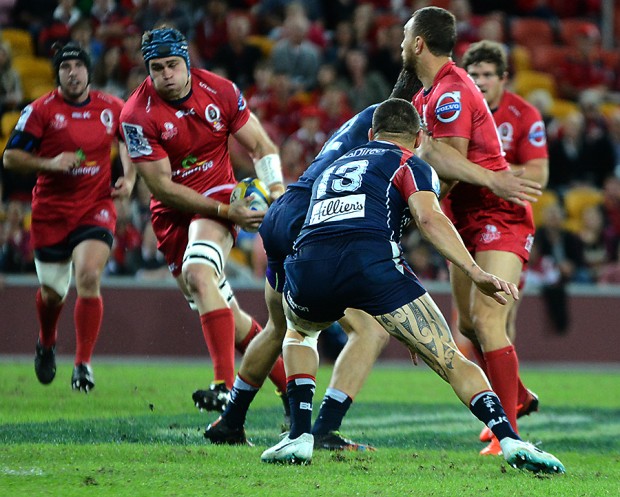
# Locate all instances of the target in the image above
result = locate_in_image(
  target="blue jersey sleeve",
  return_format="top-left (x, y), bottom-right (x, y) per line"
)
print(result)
top-left (291, 105), bottom-right (378, 189)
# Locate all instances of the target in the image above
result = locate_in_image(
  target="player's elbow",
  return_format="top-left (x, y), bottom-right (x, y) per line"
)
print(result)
top-left (3, 149), bottom-right (18, 170)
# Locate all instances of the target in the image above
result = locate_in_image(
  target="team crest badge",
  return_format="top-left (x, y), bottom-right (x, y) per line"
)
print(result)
top-left (205, 104), bottom-right (223, 131)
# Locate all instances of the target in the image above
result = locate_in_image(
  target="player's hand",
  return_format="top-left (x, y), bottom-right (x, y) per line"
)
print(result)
top-left (49, 152), bottom-right (81, 172)
top-left (111, 177), bottom-right (134, 199)
top-left (487, 169), bottom-right (542, 207)
top-left (227, 196), bottom-right (266, 232)
top-left (470, 267), bottom-right (519, 305)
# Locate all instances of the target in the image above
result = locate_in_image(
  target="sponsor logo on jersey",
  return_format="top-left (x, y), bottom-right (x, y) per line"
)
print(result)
top-left (233, 84), bottom-right (247, 111)
top-left (181, 155), bottom-right (197, 168)
top-left (498, 122), bottom-right (514, 151)
top-left (122, 122), bottom-right (153, 158)
top-left (95, 209), bottom-right (110, 222)
top-left (285, 290), bottom-right (310, 313)
top-left (72, 111), bottom-right (91, 119)
top-left (528, 120), bottom-right (547, 147)
top-left (100, 109), bottom-right (114, 135)
top-left (435, 91), bottom-right (462, 123)
top-left (161, 122), bottom-right (177, 140)
top-left (51, 113), bottom-right (68, 130)
top-left (481, 224), bottom-right (501, 244)
top-left (205, 104), bottom-right (223, 131)
top-left (199, 81), bottom-right (217, 94)
top-left (175, 108), bottom-right (195, 118)
top-left (309, 194), bottom-right (366, 225)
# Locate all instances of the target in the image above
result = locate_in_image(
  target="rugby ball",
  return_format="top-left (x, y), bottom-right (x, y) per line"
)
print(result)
top-left (230, 177), bottom-right (271, 212)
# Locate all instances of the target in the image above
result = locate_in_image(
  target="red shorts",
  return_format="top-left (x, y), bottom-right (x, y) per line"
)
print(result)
top-left (30, 197), bottom-right (116, 249)
top-left (151, 189), bottom-right (236, 277)
top-left (448, 202), bottom-right (535, 263)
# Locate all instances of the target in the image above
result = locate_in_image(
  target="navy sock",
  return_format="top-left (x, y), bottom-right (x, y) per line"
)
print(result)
top-left (470, 391), bottom-right (520, 442)
top-left (287, 377), bottom-right (316, 439)
top-left (222, 375), bottom-right (259, 428)
top-left (312, 388), bottom-right (352, 436)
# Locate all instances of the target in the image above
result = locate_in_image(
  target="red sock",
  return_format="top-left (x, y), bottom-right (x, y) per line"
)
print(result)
top-left (36, 288), bottom-right (64, 348)
top-left (74, 296), bottom-right (103, 365)
top-left (484, 345), bottom-right (519, 432)
top-left (517, 377), bottom-right (529, 406)
top-left (235, 318), bottom-right (287, 393)
top-left (200, 308), bottom-right (235, 389)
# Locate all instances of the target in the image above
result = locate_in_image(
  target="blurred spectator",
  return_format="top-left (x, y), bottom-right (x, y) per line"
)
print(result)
top-left (322, 20), bottom-right (356, 70)
top-left (124, 65), bottom-right (147, 98)
top-left (317, 85), bottom-right (354, 136)
top-left (605, 109), bottom-right (620, 177)
top-left (12, 0), bottom-right (56, 44)
top-left (255, 0), bottom-right (323, 23)
top-left (118, 23), bottom-right (143, 83)
top-left (279, 136), bottom-right (304, 184)
top-left (135, 0), bottom-right (192, 36)
top-left (212, 14), bottom-right (263, 91)
top-left (37, 0), bottom-right (78, 56)
top-left (350, 2), bottom-right (374, 51)
top-left (598, 244), bottom-right (620, 284)
top-left (557, 24), bottom-right (614, 101)
top-left (192, 0), bottom-right (228, 64)
top-left (404, 234), bottom-right (449, 283)
top-left (373, 21), bottom-right (403, 87)
top-left (135, 223), bottom-right (169, 280)
top-left (260, 71), bottom-right (304, 138)
top-left (527, 89), bottom-right (559, 139)
top-left (90, 0), bottom-right (133, 48)
top-left (270, 11), bottom-right (321, 92)
top-left (578, 204), bottom-right (611, 281)
top-left (547, 111), bottom-right (611, 192)
top-left (0, 199), bottom-right (34, 273)
top-left (601, 175), bottom-right (620, 255)
top-left (337, 48), bottom-right (389, 113)
top-left (534, 203), bottom-right (591, 283)
top-left (53, 0), bottom-right (81, 27)
top-left (245, 60), bottom-right (274, 115)
top-left (91, 44), bottom-right (126, 98)
top-left (0, 0), bottom-right (16, 26)
top-left (107, 199), bottom-right (141, 276)
top-left (69, 17), bottom-right (104, 66)
top-left (286, 105), bottom-right (326, 168)
top-left (321, 0), bottom-right (356, 31)
top-left (0, 41), bottom-right (23, 117)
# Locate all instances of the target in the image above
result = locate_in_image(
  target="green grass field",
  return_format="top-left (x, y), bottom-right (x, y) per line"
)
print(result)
top-left (1, 360), bottom-right (619, 497)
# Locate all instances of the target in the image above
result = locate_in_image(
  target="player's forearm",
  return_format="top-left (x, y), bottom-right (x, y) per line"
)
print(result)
top-left (510, 159), bottom-right (549, 188)
top-left (143, 176), bottom-right (225, 219)
top-left (419, 138), bottom-right (489, 186)
top-left (119, 142), bottom-right (137, 191)
top-left (3, 149), bottom-right (54, 173)
top-left (415, 209), bottom-right (479, 279)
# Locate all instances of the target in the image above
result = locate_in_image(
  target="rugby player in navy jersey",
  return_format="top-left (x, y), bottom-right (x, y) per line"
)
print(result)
top-left (205, 69), bottom-right (543, 450)
top-left (260, 98), bottom-right (564, 475)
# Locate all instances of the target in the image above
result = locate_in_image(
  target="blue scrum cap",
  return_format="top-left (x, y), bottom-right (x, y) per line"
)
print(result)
top-left (141, 27), bottom-right (190, 71)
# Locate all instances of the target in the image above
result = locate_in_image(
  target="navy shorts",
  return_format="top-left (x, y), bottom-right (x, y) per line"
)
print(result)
top-left (283, 235), bottom-right (427, 324)
top-left (259, 189), bottom-right (310, 292)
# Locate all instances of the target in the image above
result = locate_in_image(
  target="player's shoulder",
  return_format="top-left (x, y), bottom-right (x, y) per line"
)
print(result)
top-left (29, 89), bottom-right (60, 111)
top-left (191, 67), bottom-right (237, 95)
top-left (90, 90), bottom-right (125, 111)
top-left (502, 90), bottom-right (543, 119)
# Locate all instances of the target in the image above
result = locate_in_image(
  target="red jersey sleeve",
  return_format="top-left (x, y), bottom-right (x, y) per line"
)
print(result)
top-left (14, 99), bottom-right (49, 141)
top-left (426, 82), bottom-right (474, 141)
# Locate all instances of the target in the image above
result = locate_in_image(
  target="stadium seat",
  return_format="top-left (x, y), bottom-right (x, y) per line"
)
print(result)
top-left (11, 56), bottom-right (55, 102)
top-left (246, 35), bottom-right (275, 57)
top-left (510, 18), bottom-right (554, 50)
top-left (0, 28), bottom-right (34, 57)
top-left (548, 98), bottom-right (579, 120)
top-left (562, 186), bottom-right (603, 232)
top-left (1, 110), bottom-right (21, 137)
top-left (513, 70), bottom-right (557, 98)
top-left (511, 45), bottom-right (531, 72)
top-left (530, 45), bottom-right (570, 74)
top-left (558, 18), bottom-right (600, 46)
top-left (531, 189), bottom-right (559, 227)
top-left (600, 102), bottom-right (619, 119)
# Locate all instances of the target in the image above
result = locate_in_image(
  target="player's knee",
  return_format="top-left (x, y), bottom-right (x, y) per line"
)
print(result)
top-left (75, 267), bottom-right (102, 293)
top-left (182, 240), bottom-right (224, 279)
top-left (283, 334), bottom-right (319, 352)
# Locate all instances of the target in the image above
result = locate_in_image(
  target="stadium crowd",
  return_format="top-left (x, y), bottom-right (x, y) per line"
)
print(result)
top-left (2, 0), bottom-right (620, 288)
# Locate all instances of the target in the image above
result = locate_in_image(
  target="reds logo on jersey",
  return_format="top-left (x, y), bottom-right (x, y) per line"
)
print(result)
top-left (528, 120), bottom-right (547, 147)
top-left (435, 91), bottom-right (462, 123)
top-left (205, 104), bottom-right (223, 131)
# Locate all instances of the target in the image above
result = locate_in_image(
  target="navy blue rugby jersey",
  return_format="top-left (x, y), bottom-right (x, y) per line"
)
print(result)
top-left (296, 140), bottom-right (440, 246)
top-left (289, 105), bottom-right (378, 192)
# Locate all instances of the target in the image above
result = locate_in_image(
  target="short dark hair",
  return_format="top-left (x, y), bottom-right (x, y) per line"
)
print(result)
top-left (461, 40), bottom-right (508, 76)
top-left (411, 7), bottom-right (456, 57)
top-left (372, 98), bottom-right (421, 136)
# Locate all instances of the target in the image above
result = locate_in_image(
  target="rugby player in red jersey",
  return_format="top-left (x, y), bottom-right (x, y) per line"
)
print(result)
top-left (3, 43), bottom-right (135, 392)
top-left (120, 27), bottom-right (287, 410)
top-left (462, 39), bottom-right (549, 447)
top-left (404, 7), bottom-right (537, 456)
